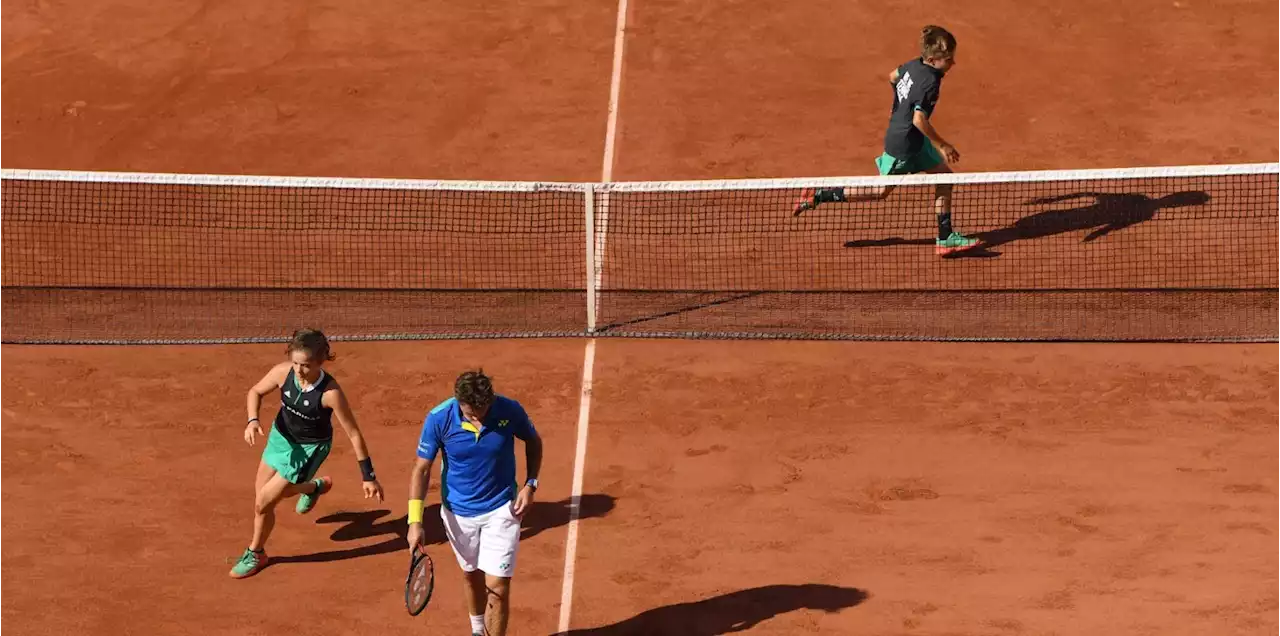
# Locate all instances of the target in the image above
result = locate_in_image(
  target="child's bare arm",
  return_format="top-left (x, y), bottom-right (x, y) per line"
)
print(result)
top-left (912, 110), bottom-right (959, 164)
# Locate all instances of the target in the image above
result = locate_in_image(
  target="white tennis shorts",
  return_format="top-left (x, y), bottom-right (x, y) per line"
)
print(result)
top-left (440, 501), bottom-right (522, 578)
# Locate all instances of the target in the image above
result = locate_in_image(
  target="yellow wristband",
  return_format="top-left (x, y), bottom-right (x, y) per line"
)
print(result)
top-left (408, 499), bottom-right (424, 524)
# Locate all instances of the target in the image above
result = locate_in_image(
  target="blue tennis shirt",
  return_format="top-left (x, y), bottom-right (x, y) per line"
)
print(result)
top-left (416, 396), bottom-right (537, 517)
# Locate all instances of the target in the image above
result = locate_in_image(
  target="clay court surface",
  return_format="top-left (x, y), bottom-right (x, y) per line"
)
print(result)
top-left (3, 0), bottom-right (1278, 634)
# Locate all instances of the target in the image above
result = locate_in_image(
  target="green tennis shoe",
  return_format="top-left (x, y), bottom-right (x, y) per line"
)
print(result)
top-left (935, 232), bottom-right (981, 256)
top-left (229, 548), bottom-right (268, 579)
top-left (296, 476), bottom-right (332, 514)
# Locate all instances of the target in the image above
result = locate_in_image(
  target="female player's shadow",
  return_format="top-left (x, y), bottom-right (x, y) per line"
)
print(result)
top-left (268, 493), bottom-right (616, 567)
top-left (553, 584), bottom-right (869, 635)
top-left (843, 190), bottom-right (1210, 256)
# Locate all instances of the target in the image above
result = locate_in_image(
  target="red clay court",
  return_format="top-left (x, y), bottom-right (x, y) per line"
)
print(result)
top-left (3, 0), bottom-right (1278, 634)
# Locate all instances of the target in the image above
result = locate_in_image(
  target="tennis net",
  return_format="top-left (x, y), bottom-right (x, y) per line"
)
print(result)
top-left (3, 164), bottom-right (1276, 343)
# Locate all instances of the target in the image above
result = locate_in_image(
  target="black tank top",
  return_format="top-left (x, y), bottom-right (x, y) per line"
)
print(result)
top-left (273, 369), bottom-right (334, 444)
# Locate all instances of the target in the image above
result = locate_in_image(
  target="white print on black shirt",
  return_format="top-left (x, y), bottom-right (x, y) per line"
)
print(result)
top-left (896, 72), bottom-right (913, 103)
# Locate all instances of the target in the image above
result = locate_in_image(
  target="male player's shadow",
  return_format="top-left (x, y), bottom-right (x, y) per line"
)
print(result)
top-left (269, 493), bottom-right (616, 566)
top-left (844, 191), bottom-right (1210, 256)
top-left (554, 584), bottom-right (869, 635)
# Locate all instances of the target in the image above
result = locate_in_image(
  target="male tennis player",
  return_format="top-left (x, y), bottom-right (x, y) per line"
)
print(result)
top-left (406, 370), bottom-right (543, 636)
top-left (794, 25), bottom-right (982, 256)
top-left (231, 328), bottom-right (385, 579)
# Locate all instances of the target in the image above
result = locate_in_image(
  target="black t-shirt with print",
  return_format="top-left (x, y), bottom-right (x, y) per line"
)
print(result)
top-left (883, 58), bottom-right (944, 159)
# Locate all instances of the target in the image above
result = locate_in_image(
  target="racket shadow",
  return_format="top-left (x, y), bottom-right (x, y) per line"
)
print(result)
top-left (268, 494), bottom-right (617, 567)
top-left (553, 583), bottom-right (868, 635)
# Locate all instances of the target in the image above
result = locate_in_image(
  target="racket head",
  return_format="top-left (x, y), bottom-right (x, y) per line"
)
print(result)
top-left (405, 548), bottom-right (435, 616)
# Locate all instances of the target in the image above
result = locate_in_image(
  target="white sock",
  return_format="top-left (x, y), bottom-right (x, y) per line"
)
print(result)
top-left (470, 614), bottom-right (484, 634)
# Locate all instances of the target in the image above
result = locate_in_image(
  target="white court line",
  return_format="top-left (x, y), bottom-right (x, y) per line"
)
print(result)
top-left (590, 0), bottom-right (629, 321)
top-left (557, 339), bottom-right (597, 633)
top-left (599, 0), bottom-right (629, 183)
top-left (559, 0), bottom-right (629, 628)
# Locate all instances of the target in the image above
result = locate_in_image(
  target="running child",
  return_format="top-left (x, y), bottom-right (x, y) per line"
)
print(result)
top-left (794, 25), bottom-right (983, 256)
top-left (230, 328), bottom-right (385, 579)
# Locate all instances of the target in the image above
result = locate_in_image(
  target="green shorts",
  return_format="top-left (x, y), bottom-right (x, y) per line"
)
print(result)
top-left (876, 140), bottom-right (944, 175)
top-left (262, 426), bottom-right (332, 484)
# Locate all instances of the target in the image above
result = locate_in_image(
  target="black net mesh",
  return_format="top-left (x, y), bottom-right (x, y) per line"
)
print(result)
top-left (3, 168), bottom-right (1276, 343)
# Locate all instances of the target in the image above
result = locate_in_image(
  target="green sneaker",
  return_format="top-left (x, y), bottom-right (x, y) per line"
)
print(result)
top-left (935, 232), bottom-right (981, 256)
top-left (229, 548), bottom-right (268, 579)
top-left (295, 476), bottom-right (332, 514)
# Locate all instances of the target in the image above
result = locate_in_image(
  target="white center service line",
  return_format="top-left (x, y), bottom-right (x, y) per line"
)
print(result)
top-left (558, 0), bottom-right (630, 627)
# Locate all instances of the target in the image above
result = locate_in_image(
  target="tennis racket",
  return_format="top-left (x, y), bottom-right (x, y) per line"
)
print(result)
top-left (405, 547), bottom-right (435, 616)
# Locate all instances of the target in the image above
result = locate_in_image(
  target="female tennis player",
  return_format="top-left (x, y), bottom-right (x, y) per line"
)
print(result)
top-left (229, 328), bottom-right (385, 579)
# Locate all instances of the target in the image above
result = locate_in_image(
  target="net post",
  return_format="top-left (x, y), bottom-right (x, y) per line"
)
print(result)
top-left (584, 185), bottom-right (598, 334)
top-left (592, 188), bottom-right (611, 332)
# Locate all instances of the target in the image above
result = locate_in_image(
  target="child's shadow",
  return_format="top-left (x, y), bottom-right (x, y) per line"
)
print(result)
top-left (844, 190), bottom-right (1210, 257)
top-left (269, 494), bottom-right (616, 566)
